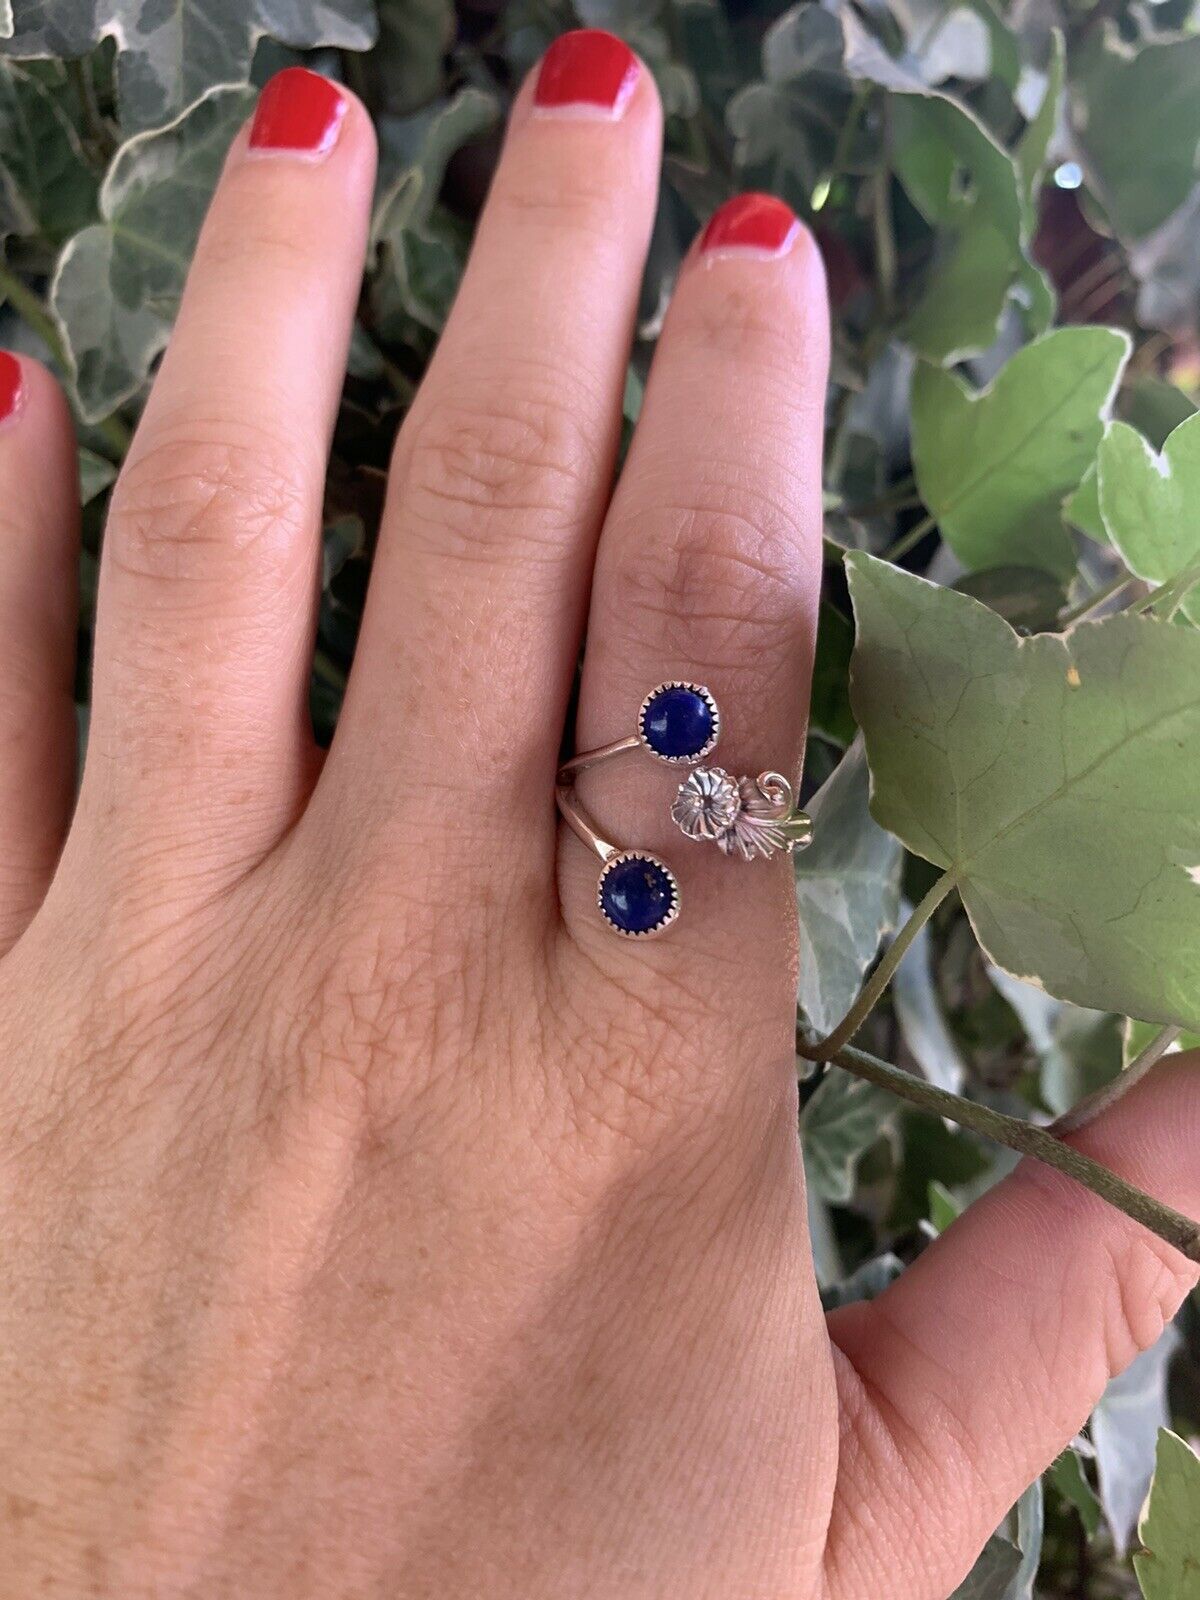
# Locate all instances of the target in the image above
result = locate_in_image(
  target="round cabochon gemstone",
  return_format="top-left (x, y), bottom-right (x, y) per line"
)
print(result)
top-left (600, 855), bottom-right (677, 935)
top-left (641, 684), bottom-right (715, 760)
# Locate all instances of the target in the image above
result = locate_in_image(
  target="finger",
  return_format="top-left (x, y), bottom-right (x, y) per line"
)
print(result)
top-left (84, 70), bottom-right (375, 876)
top-left (322, 32), bottom-right (661, 861)
top-left (563, 196), bottom-right (828, 961)
top-left (824, 1057), bottom-right (1200, 1600)
top-left (0, 353), bottom-right (78, 953)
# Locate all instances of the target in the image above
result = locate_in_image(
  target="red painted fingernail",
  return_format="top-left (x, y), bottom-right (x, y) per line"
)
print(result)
top-left (700, 193), bottom-right (800, 259)
top-left (249, 68), bottom-right (347, 157)
top-left (534, 30), bottom-right (640, 118)
top-left (0, 352), bottom-right (23, 425)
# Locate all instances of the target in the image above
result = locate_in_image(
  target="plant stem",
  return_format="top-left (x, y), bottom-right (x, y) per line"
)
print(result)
top-left (1058, 572), bottom-right (1131, 627)
top-left (0, 260), bottom-right (69, 367)
top-left (883, 512), bottom-right (937, 562)
top-left (843, 477), bottom-right (920, 519)
top-left (1129, 562), bottom-right (1200, 619)
top-left (804, 871), bottom-right (957, 1061)
top-left (872, 131), bottom-right (897, 317)
top-left (67, 59), bottom-right (116, 160)
top-left (832, 1043), bottom-right (1200, 1262)
top-left (1051, 1024), bottom-right (1183, 1135)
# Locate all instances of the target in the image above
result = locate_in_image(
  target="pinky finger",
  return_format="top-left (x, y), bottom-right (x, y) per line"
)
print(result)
top-left (0, 353), bottom-right (79, 953)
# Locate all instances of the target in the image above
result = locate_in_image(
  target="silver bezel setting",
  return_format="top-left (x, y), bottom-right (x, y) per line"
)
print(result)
top-left (596, 851), bottom-right (681, 939)
top-left (636, 680), bottom-right (721, 765)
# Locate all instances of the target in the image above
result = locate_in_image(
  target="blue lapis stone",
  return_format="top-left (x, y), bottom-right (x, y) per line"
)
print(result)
top-left (600, 856), bottom-right (677, 935)
top-left (641, 685), bottom-right (714, 760)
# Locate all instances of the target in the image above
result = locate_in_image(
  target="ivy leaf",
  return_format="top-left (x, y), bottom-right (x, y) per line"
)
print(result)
top-left (847, 552), bottom-right (1200, 1030)
top-left (1048, 1448), bottom-right (1101, 1539)
top-left (819, 1250), bottom-right (903, 1311)
top-left (51, 84), bottom-right (254, 421)
top-left (726, 5), bottom-right (849, 204)
top-left (1098, 414), bottom-right (1200, 625)
top-left (1130, 188), bottom-right (1200, 335)
top-left (1092, 1328), bottom-right (1179, 1555)
top-left (367, 0), bottom-right (455, 117)
top-left (1069, 27), bottom-right (1200, 243)
top-left (78, 445), bottom-right (116, 504)
top-left (842, 9), bottom-right (1038, 363)
top-left (911, 327), bottom-right (1129, 576)
top-left (843, 12), bottom-right (1018, 235)
top-left (948, 1538), bottom-right (1022, 1600)
top-left (1, 0), bottom-right (376, 133)
top-left (794, 736), bottom-right (902, 1038)
top-left (893, 915), bottom-right (966, 1093)
top-left (371, 88), bottom-right (498, 335)
top-left (1133, 1430), bottom-right (1200, 1600)
top-left (0, 59), bottom-right (96, 244)
top-left (801, 1064), bottom-right (896, 1205)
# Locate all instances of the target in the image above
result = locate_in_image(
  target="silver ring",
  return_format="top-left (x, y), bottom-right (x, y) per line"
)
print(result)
top-left (556, 681), bottom-right (813, 938)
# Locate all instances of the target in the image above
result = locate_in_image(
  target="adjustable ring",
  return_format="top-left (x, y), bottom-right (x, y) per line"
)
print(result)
top-left (556, 681), bottom-right (813, 938)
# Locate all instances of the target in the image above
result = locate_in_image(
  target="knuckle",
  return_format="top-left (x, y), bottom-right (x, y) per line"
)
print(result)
top-left (1101, 1226), bottom-right (1196, 1373)
top-left (604, 485), bottom-right (810, 667)
top-left (108, 426), bottom-right (310, 590)
top-left (397, 377), bottom-right (602, 566)
top-left (199, 212), bottom-right (317, 284)
top-left (490, 160), bottom-right (629, 243)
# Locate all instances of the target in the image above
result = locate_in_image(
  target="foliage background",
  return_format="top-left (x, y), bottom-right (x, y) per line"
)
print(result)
top-left (3, 0), bottom-right (1200, 1593)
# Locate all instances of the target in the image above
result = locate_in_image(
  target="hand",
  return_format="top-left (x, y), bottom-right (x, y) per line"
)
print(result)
top-left (1, 36), bottom-right (1196, 1599)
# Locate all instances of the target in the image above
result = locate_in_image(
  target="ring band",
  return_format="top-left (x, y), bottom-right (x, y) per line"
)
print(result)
top-left (556, 681), bottom-right (813, 937)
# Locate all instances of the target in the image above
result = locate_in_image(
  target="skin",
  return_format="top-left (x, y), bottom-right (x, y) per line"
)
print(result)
top-left (0, 55), bottom-right (1198, 1600)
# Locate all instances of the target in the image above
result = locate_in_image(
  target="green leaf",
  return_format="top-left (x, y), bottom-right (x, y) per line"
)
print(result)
top-left (367, 0), bottom-right (455, 117)
top-left (1122, 376), bottom-right (1197, 450)
top-left (50, 84), bottom-right (254, 421)
top-left (1069, 27), bottom-right (1200, 242)
top-left (1049, 1448), bottom-right (1101, 1539)
top-left (794, 737), bottom-right (902, 1038)
top-left (2, 0), bottom-right (376, 133)
top-left (0, 59), bottom-right (95, 244)
top-left (78, 445), bottom-right (115, 504)
top-left (1124, 1017), bottom-right (1200, 1069)
top-left (843, 10), bottom-right (1018, 241)
top-left (989, 968), bottom-right (1120, 1117)
top-left (953, 566), bottom-right (1067, 634)
top-left (801, 1064), bottom-right (896, 1205)
top-left (1092, 1329), bottom-right (1179, 1556)
top-left (809, 600), bottom-right (856, 744)
top-left (1133, 1430), bottom-right (1200, 1600)
top-left (1015, 29), bottom-right (1062, 224)
top-left (948, 1538), bottom-right (1022, 1600)
top-left (927, 1178), bottom-right (961, 1232)
top-left (1098, 414), bottom-right (1200, 625)
top-left (1063, 465), bottom-right (1104, 543)
top-left (910, 327), bottom-right (1129, 575)
top-left (847, 552), bottom-right (1200, 1029)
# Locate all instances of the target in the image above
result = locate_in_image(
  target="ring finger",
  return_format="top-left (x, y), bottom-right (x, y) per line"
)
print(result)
top-left (563, 195), bottom-right (828, 981)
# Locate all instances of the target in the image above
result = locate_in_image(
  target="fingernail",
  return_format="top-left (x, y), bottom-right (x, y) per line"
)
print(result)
top-left (0, 352), bottom-right (23, 427)
top-left (700, 193), bottom-right (801, 260)
top-left (534, 30), bottom-right (640, 119)
top-left (249, 67), bottom-right (347, 158)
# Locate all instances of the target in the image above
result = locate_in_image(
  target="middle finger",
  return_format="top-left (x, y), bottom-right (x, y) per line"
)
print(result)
top-left (324, 32), bottom-right (662, 864)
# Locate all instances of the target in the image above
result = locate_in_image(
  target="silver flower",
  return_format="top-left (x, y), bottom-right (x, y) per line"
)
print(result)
top-left (671, 766), bottom-right (740, 840)
top-left (714, 775), bottom-right (791, 861)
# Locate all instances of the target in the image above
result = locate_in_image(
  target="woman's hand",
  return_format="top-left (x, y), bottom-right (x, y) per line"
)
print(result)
top-left (1, 35), bottom-right (1197, 1599)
